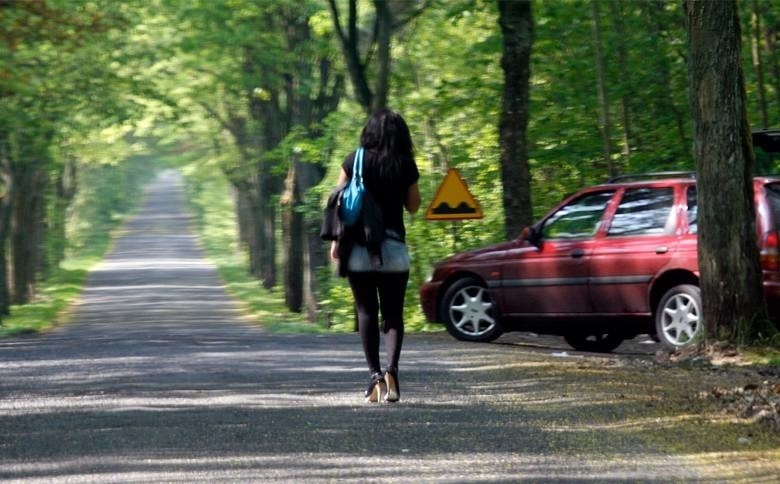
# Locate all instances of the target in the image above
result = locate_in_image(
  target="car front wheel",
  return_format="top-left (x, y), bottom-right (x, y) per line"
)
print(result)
top-left (440, 277), bottom-right (502, 342)
top-left (655, 284), bottom-right (703, 349)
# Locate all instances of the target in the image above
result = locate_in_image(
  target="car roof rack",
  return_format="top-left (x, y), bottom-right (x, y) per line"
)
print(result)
top-left (607, 171), bottom-right (696, 183)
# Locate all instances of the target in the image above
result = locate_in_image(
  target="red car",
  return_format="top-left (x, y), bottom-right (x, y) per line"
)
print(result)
top-left (420, 173), bottom-right (780, 352)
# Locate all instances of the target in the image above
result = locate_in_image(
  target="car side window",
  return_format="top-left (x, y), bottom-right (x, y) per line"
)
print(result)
top-left (686, 186), bottom-right (698, 234)
top-left (607, 187), bottom-right (676, 237)
top-left (541, 191), bottom-right (616, 240)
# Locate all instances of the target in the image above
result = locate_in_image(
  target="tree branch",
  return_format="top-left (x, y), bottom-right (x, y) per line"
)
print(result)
top-left (197, 101), bottom-right (232, 134)
top-left (328, 0), bottom-right (373, 112)
top-left (326, 0), bottom-right (346, 45)
top-left (391, 0), bottom-right (431, 30)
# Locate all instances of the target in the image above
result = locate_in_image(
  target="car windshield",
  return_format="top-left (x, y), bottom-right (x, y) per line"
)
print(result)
top-left (541, 190), bottom-right (615, 239)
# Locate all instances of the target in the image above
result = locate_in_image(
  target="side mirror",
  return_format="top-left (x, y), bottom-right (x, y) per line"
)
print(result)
top-left (521, 226), bottom-right (541, 248)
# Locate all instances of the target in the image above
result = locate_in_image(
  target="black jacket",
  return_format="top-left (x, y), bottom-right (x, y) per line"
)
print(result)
top-left (320, 183), bottom-right (345, 242)
top-left (321, 184), bottom-right (386, 277)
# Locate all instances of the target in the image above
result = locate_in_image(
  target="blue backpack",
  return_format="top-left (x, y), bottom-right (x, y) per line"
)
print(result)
top-left (339, 148), bottom-right (365, 226)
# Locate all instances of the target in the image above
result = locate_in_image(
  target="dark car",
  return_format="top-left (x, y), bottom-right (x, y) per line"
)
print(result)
top-left (419, 173), bottom-right (780, 352)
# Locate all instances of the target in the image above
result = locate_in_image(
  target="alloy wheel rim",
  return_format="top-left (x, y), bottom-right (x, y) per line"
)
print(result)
top-left (449, 286), bottom-right (495, 336)
top-left (660, 293), bottom-right (700, 346)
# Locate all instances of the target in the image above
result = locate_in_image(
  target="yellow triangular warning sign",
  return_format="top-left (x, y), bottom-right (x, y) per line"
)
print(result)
top-left (425, 168), bottom-right (483, 221)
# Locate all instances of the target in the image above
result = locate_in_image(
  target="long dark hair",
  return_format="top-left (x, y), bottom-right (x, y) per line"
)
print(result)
top-left (359, 109), bottom-right (414, 180)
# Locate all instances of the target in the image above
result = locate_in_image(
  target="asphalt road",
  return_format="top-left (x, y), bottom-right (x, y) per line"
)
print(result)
top-left (0, 171), bottom-right (778, 483)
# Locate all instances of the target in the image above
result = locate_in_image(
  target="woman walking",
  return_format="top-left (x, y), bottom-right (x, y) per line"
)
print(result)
top-left (330, 109), bottom-right (421, 403)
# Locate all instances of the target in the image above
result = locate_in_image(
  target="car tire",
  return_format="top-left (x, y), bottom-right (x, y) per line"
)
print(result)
top-left (440, 277), bottom-right (502, 342)
top-left (655, 284), bottom-right (703, 349)
top-left (563, 331), bottom-right (624, 353)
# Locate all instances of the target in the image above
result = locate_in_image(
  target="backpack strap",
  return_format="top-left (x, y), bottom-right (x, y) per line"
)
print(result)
top-left (354, 147), bottom-right (364, 182)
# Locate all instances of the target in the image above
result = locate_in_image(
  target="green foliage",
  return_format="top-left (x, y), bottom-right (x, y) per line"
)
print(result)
top-left (67, 156), bottom-right (156, 253)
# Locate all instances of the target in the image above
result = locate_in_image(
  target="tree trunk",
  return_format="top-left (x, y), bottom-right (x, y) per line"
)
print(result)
top-left (234, 185), bottom-right (250, 249)
top-left (305, 221), bottom-right (326, 323)
top-left (751, 0), bottom-right (769, 128)
top-left (497, 0), bottom-right (534, 238)
top-left (46, 161), bottom-right (77, 274)
top-left (233, 184), bottom-right (261, 278)
top-left (10, 161), bottom-right (44, 304)
top-left (299, 151), bottom-right (328, 323)
top-left (591, 0), bottom-right (614, 177)
top-left (281, 160), bottom-right (303, 313)
top-left (609, 0), bottom-right (632, 169)
top-left (255, 173), bottom-right (277, 289)
top-left (327, 0), bottom-right (374, 113)
top-left (328, 0), bottom-right (406, 115)
top-left (0, 137), bottom-right (13, 317)
top-left (685, 0), bottom-right (770, 345)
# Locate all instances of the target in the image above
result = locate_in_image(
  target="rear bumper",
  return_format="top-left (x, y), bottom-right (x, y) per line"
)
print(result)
top-left (419, 280), bottom-right (442, 323)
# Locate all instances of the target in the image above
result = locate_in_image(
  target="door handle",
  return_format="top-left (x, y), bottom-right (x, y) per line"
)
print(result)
top-left (570, 249), bottom-right (585, 258)
top-left (655, 246), bottom-right (669, 254)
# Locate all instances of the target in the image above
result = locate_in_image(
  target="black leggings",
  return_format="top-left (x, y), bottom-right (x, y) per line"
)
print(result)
top-left (348, 271), bottom-right (409, 374)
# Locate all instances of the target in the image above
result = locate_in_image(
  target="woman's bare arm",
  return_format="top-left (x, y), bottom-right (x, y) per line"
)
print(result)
top-left (337, 168), bottom-right (348, 185)
top-left (405, 182), bottom-right (421, 214)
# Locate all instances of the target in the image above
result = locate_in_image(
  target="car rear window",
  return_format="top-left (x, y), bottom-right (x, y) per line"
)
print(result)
top-left (607, 187), bottom-right (675, 236)
top-left (688, 184), bottom-right (780, 234)
top-left (767, 184), bottom-right (780, 228)
top-left (687, 186), bottom-right (698, 234)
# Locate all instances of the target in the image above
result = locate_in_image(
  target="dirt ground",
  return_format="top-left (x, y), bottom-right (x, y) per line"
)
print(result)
top-left (496, 330), bottom-right (780, 434)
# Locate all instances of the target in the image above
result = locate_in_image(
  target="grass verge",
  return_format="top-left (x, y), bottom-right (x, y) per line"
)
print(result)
top-left (0, 243), bottom-right (108, 338)
top-left (744, 347), bottom-right (780, 366)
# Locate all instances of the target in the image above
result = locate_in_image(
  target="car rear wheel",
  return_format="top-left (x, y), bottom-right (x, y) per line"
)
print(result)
top-left (563, 331), bottom-right (624, 353)
top-left (441, 277), bottom-right (502, 342)
top-left (655, 284), bottom-right (702, 349)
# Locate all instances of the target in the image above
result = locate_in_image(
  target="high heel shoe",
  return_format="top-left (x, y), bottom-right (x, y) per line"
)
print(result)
top-left (384, 368), bottom-right (400, 402)
top-left (365, 372), bottom-right (386, 403)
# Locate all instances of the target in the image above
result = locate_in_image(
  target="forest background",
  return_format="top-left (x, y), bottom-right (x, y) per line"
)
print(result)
top-left (1, 0), bottom-right (779, 338)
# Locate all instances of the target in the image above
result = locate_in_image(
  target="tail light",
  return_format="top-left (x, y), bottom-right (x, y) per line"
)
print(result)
top-left (761, 231), bottom-right (779, 271)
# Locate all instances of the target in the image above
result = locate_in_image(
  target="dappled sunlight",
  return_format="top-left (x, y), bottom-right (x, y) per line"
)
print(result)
top-left (687, 450), bottom-right (780, 480)
top-left (0, 392), bottom-right (371, 417)
top-left (2, 451), bottom-right (778, 482)
top-left (543, 413), bottom-right (708, 432)
top-left (0, 356), bottom-right (153, 370)
top-left (449, 361), bottom-right (561, 372)
top-left (87, 284), bottom-right (225, 291)
top-left (92, 259), bottom-right (214, 271)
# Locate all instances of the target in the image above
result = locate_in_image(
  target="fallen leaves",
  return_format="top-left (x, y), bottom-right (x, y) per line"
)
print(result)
top-left (706, 380), bottom-right (780, 431)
